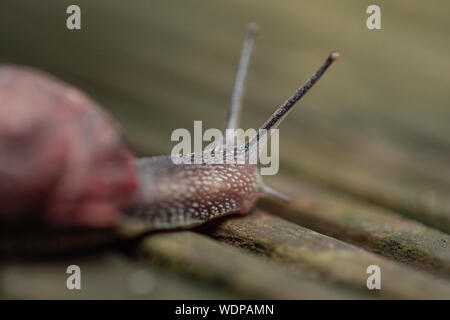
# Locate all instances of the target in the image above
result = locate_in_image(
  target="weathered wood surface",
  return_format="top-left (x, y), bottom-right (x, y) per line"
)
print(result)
top-left (261, 176), bottom-right (450, 277)
top-left (1, 0), bottom-right (450, 299)
top-left (134, 231), bottom-right (364, 299)
top-left (1, 253), bottom-right (238, 299)
top-left (201, 211), bottom-right (450, 299)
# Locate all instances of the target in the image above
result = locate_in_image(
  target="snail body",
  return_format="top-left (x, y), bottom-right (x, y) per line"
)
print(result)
top-left (0, 26), bottom-right (338, 233)
top-left (127, 156), bottom-right (262, 231)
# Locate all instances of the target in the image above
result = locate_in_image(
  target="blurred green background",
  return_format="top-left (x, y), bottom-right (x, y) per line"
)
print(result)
top-left (1, 0), bottom-right (450, 231)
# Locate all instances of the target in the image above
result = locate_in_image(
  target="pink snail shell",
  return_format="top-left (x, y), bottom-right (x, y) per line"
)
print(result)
top-left (0, 65), bottom-right (138, 228)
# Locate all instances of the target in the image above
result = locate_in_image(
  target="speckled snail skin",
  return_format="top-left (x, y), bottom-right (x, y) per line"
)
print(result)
top-left (0, 25), bottom-right (338, 231)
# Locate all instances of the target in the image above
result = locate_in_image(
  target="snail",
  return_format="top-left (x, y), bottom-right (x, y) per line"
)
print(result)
top-left (0, 25), bottom-right (338, 236)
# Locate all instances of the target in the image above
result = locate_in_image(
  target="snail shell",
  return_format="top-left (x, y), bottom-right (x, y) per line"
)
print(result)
top-left (0, 65), bottom-right (138, 228)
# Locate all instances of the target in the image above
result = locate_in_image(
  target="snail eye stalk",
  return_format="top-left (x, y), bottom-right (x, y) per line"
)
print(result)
top-left (225, 23), bottom-right (259, 131)
top-left (244, 51), bottom-right (339, 154)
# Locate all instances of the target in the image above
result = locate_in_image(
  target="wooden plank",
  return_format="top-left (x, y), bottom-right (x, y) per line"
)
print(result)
top-left (0, 253), bottom-right (237, 299)
top-left (201, 210), bottom-right (450, 299)
top-left (260, 176), bottom-right (450, 276)
top-left (134, 231), bottom-right (365, 299)
top-left (279, 135), bottom-right (450, 234)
